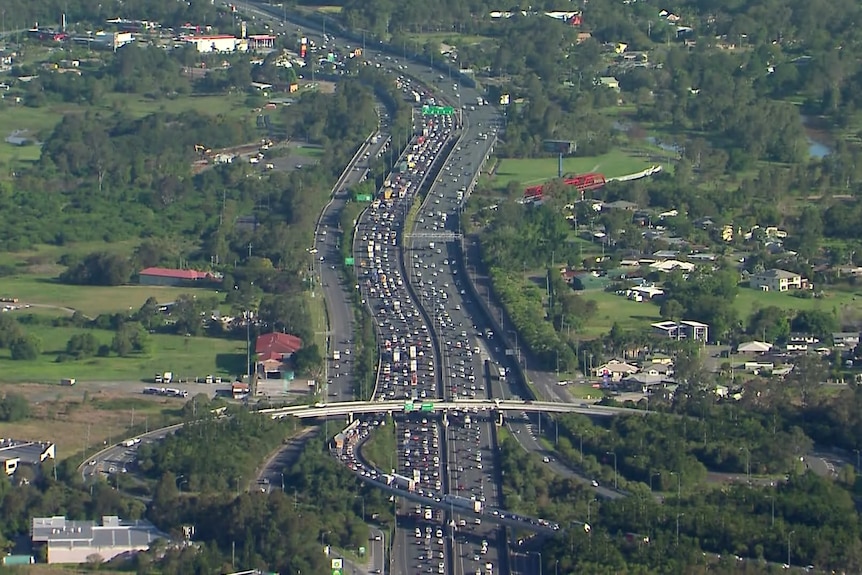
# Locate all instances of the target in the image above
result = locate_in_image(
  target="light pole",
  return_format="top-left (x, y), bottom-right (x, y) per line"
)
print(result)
top-left (767, 495), bottom-right (775, 527)
top-left (740, 446), bottom-right (751, 483)
top-left (606, 451), bottom-right (618, 489)
top-left (670, 471), bottom-right (681, 501)
top-left (676, 513), bottom-right (685, 546)
top-left (787, 530), bottom-right (795, 567)
top-left (854, 448), bottom-right (860, 471)
top-left (529, 551), bottom-right (543, 575)
top-left (354, 495), bottom-right (366, 522)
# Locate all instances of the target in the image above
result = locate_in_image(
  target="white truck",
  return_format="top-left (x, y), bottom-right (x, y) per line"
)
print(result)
top-left (60, 378), bottom-right (76, 386)
top-left (392, 348), bottom-right (401, 363)
top-left (409, 359), bottom-right (418, 373)
top-left (333, 350), bottom-right (341, 361)
top-left (409, 346), bottom-right (417, 360)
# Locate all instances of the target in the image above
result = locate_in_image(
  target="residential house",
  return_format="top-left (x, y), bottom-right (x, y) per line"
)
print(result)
top-left (621, 372), bottom-right (671, 392)
top-left (599, 77), bottom-right (620, 91)
top-left (832, 332), bottom-right (861, 349)
top-left (255, 332), bottom-right (303, 379)
top-left (31, 516), bottom-right (166, 564)
top-left (785, 333), bottom-right (819, 353)
top-left (593, 359), bottom-right (639, 381)
top-left (649, 259), bottom-right (695, 273)
top-left (651, 320), bottom-right (709, 342)
top-left (737, 341), bottom-right (773, 354)
top-left (750, 268), bottom-right (805, 292)
top-left (640, 361), bottom-right (673, 377)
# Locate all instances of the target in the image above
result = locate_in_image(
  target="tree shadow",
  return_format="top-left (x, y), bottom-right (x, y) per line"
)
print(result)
top-left (216, 353), bottom-right (246, 375)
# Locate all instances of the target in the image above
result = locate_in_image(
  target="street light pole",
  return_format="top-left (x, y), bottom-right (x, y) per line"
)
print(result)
top-left (649, 471), bottom-right (661, 492)
top-left (787, 530), bottom-right (795, 567)
top-left (670, 471), bottom-right (681, 500)
top-left (354, 495), bottom-right (366, 522)
top-left (529, 551), bottom-right (543, 575)
top-left (676, 513), bottom-right (685, 546)
top-left (606, 451), bottom-right (618, 489)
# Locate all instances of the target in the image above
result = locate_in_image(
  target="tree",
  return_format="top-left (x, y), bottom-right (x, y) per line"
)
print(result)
top-left (748, 306), bottom-right (790, 342)
top-left (59, 252), bottom-right (132, 286)
top-left (10, 335), bottom-right (40, 361)
top-left (112, 322), bottom-right (150, 357)
top-left (292, 343), bottom-right (323, 375)
top-left (791, 309), bottom-right (838, 340)
top-left (65, 333), bottom-right (99, 359)
top-left (0, 392), bottom-right (30, 421)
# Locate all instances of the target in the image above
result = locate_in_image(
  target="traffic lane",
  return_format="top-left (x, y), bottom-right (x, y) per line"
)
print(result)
top-left (82, 425), bottom-right (179, 480)
top-left (369, 528), bottom-right (385, 575)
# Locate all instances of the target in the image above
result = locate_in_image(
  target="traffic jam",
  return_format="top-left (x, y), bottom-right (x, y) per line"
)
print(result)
top-left (353, 84), bottom-right (455, 573)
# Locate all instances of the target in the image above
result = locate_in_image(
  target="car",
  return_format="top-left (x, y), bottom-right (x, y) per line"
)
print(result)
top-left (591, 480), bottom-right (600, 487)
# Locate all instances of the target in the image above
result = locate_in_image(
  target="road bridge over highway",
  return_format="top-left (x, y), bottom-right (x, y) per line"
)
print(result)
top-left (259, 399), bottom-right (649, 420)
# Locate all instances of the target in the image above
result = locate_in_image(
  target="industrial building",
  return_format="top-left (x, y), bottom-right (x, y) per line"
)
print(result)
top-left (31, 516), bottom-right (167, 564)
top-left (181, 34), bottom-right (248, 53)
top-left (0, 438), bottom-right (55, 476)
top-left (255, 332), bottom-right (302, 379)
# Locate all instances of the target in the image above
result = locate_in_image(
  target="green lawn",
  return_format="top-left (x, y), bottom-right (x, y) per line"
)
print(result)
top-left (0, 274), bottom-right (222, 317)
top-left (734, 287), bottom-right (862, 321)
top-left (577, 289), bottom-right (661, 338)
top-left (493, 150), bottom-right (654, 189)
top-left (294, 145), bottom-right (325, 158)
top-left (406, 32), bottom-right (490, 45)
top-left (0, 93), bottom-right (254, 170)
top-left (0, 325), bottom-right (246, 383)
top-left (0, 239), bottom-right (143, 268)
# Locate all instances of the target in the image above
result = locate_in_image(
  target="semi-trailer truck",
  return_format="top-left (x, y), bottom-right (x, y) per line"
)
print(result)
top-left (443, 494), bottom-right (483, 513)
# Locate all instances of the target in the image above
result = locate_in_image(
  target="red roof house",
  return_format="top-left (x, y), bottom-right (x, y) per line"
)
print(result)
top-left (138, 267), bottom-right (218, 286)
top-left (255, 332), bottom-right (303, 358)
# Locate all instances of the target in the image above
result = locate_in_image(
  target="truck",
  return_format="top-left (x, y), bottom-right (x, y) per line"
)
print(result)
top-left (443, 494), bottom-right (483, 513)
top-left (386, 473), bottom-right (416, 492)
top-left (393, 300), bottom-right (401, 314)
top-left (162, 372), bottom-right (173, 384)
top-left (476, 96), bottom-right (484, 106)
top-left (412, 91), bottom-right (421, 103)
top-left (60, 378), bottom-right (76, 386)
top-left (392, 348), bottom-right (401, 363)
top-left (121, 438), bottom-right (141, 448)
top-left (409, 359), bottom-right (418, 373)
top-left (409, 345), bottom-right (417, 360)
top-left (332, 350), bottom-right (341, 361)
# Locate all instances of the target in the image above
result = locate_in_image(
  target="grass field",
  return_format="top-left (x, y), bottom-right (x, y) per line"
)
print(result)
top-left (734, 287), bottom-right (862, 322)
top-left (0, 274), bottom-right (222, 317)
top-left (0, 325), bottom-right (246, 383)
top-left (493, 150), bottom-right (654, 189)
top-left (0, 93), bottom-right (253, 170)
top-left (577, 289), bottom-right (661, 338)
top-left (294, 144), bottom-right (325, 158)
top-left (0, 382), bottom-right (184, 459)
top-left (0, 239), bottom-right (141, 269)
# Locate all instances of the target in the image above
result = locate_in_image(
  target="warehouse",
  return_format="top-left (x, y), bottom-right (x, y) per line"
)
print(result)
top-left (181, 34), bottom-right (247, 53)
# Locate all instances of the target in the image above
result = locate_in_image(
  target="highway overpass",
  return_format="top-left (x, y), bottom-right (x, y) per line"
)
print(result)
top-left (259, 399), bottom-right (649, 419)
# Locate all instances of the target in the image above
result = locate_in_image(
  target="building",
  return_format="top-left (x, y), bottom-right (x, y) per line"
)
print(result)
top-left (138, 267), bottom-right (217, 287)
top-left (737, 341), bottom-right (773, 354)
top-left (832, 332), bottom-right (861, 349)
top-left (785, 333), bottom-right (819, 353)
top-left (256, 332), bottom-right (303, 379)
top-left (0, 439), bottom-right (55, 476)
top-left (593, 359), bottom-right (639, 381)
top-left (750, 268), bottom-right (805, 292)
top-left (248, 34), bottom-right (276, 50)
top-left (31, 516), bottom-right (166, 564)
top-left (651, 320), bottom-right (709, 342)
top-left (71, 31), bottom-right (133, 50)
top-left (648, 259), bottom-right (696, 273)
top-left (181, 35), bottom-right (248, 53)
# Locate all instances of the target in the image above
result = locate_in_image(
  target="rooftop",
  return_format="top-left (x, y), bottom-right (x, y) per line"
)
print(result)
top-left (0, 439), bottom-right (54, 465)
top-left (139, 267), bottom-right (213, 281)
top-left (256, 332), bottom-right (303, 356)
top-left (32, 516), bottom-right (166, 548)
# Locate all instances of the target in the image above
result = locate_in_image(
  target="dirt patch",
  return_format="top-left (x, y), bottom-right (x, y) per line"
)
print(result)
top-left (0, 383), bottom-right (181, 460)
top-left (317, 80), bottom-right (337, 94)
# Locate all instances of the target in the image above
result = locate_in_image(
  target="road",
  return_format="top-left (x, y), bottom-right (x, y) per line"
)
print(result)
top-left (317, 121), bottom-right (392, 403)
top-left (251, 426), bottom-right (318, 493)
top-left (80, 422), bottom-right (184, 482)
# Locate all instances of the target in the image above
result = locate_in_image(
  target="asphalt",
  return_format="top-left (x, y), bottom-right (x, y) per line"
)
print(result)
top-left (251, 426), bottom-right (318, 493)
top-left (81, 423), bottom-right (184, 483)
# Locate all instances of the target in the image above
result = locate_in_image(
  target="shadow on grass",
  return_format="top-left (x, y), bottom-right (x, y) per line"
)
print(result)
top-left (216, 353), bottom-right (246, 375)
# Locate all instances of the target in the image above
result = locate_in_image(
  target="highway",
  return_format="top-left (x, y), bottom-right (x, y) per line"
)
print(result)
top-left (80, 423), bottom-right (184, 482)
top-left (317, 122), bottom-right (392, 402)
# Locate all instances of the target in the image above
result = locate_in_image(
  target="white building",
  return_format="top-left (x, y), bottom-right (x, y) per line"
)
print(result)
top-left (651, 320), bottom-right (709, 342)
top-left (750, 268), bottom-right (805, 292)
top-left (0, 438), bottom-right (54, 476)
top-left (182, 35), bottom-right (248, 53)
top-left (32, 516), bottom-right (167, 564)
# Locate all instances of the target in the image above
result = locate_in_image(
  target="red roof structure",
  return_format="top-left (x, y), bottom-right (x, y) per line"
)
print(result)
top-left (256, 332), bottom-right (303, 358)
top-left (139, 267), bottom-right (213, 281)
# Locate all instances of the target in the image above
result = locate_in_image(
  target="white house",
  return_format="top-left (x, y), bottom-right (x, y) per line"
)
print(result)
top-left (593, 359), bottom-right (639, 381)
top-left (651, 320), bottom-right (709, 342)
top-left (750, 268), bottom-right (805, 292)
top-left (737, 341), bottom-right (773, 354)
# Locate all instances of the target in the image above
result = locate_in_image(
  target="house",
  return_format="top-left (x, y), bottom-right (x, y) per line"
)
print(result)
top-left (0, 439), bottom-right (54, 476)
top-left (138, 267), bottom-right (218, 287)
top-left (620, 373), bottom-right (671, 392)
top-left (651, 320), bottom-right (709, 342)
top-left (182, 34), bottom-right (248, 53)
top-left (599, 77), bottom-right (620, 92)
top-left (649, 259), bottom-right (695, 273)
top-left (31, 516), bottom-right (166, 564)
top-left (231, 382), bottom-right (250, 399)
top-left (785, 333), bottom-right (819, 353)
top-left (750, 268), bottom-right (805, 292)
top-left (640, 361), bottom-right (673, 377)
top-left (255, 332), bottom-right (303, 379)
top-left (832, 332), bottom-right (861, 349)
top-left (593, 359), bottom-right (639, 381)
top-left (737, 341), bottom-right (773, 354)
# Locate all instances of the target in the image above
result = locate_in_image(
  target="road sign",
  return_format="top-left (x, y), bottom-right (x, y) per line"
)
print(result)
top-left (359, 546), bottom-right (366, 556)
top-left (344, 257), bottom-right (355, 266)
top-left (421, 402), bottom-right (434, 412)
top-left (332, 559), bottom-right (343, 569)
top-left (355, 193), bottom-right (373, 202)
top-left (421, 105), bottom-right (454, 116)
top-left (404, 403), bottom-right (416, 412)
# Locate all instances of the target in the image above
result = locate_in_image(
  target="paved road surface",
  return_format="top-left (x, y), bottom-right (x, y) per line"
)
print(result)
top-left (251, 426), bottom-right (318, 492)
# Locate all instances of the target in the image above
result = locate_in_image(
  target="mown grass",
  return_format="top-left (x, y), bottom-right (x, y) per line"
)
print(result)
top-left (0, 324), bottom-right (245, 383)
top-left (0, 274), bottom-right (222, 317)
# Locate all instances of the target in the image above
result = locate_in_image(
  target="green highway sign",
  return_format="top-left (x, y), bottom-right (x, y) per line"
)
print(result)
top-left (421, 105), bottom-right (455, 116)
top-left (355, 193), bottom-right (373, 202)
top-left (404, 403), bottom-right (416, 412)
top-left (421, 402), bottom-right (434, 412)
top-left (344, 257), bottom-right (355, 266)
top-left (359, 546), bottom-right (366, 556)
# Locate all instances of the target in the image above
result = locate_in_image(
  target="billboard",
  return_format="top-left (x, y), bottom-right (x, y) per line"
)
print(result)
top-left (543, 140), bottom-right (575, 154)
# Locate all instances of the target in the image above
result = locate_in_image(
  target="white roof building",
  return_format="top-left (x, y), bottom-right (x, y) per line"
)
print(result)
top-left (737, 341), bottom-right (773, 353)
top-left (182, 35), bottom-right (248, 53)
top-left (32, 516), bottom-right (167, 564)
top-left (649, 259), bottom-right (695, 273)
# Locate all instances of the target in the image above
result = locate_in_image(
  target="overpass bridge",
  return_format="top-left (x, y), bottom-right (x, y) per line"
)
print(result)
top-left (259, 399), bottom-right (648, 420)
